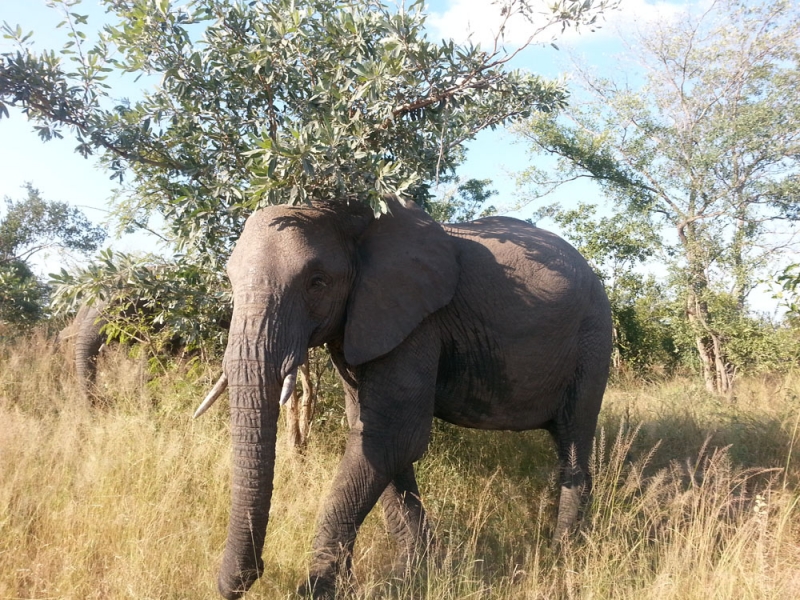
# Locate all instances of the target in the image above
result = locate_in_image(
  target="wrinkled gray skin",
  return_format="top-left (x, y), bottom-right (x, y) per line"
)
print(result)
top-left (215, 197), bottom-right (612, 599)
top-left (59, 302), bottom-right (108, 400)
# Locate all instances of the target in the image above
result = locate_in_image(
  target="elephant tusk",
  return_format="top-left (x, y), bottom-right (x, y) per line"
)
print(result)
top-left (279, 368), bottom-right (298, 406)
top-left (193, 373), bottom-right (228, 419)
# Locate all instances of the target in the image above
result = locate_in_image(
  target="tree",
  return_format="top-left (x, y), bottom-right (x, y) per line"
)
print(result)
top-left (49, 249), bottom-right (230, 356)
top-left (515, 0), bottom-right (800, 393)
top-left (0, 261), bottom-right (47, 329)
top-left (1, 0), bottom-right (615, 338)
top-left (0, 183), bottom-right (105, 329)
top-left (428, 177), bottom-right (498, 223)
top-left (0, 0), bottom-right (612, 258)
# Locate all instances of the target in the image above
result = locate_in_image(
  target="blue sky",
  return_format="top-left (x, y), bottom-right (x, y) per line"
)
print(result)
top-left (0, 0), bottom-right (695, 270)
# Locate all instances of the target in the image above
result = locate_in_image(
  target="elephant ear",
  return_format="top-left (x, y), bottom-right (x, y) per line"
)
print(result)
top-left (344, 197), bottom-right (459, 366)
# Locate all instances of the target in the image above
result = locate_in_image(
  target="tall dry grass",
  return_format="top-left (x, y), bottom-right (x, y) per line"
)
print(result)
top-left (1, 332), bottom-right (798, 599)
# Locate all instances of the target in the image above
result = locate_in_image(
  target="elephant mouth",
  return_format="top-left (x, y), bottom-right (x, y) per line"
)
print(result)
top-left (193, 365), bottom-right (301, 418)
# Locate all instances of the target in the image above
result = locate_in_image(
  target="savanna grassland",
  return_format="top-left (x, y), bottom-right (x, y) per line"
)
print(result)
top-left (1, 332), bottom-right (799, 599)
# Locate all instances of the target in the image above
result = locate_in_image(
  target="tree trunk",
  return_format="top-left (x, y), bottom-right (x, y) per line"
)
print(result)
top-left (682, 221), bottom-right (732, 396)
top-left (687, 284), bottom-right (732, 396)
top-left (284, 361), bottom-right (315, 451)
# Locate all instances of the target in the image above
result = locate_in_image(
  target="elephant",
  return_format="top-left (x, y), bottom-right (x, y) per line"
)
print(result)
top-left (59, 287), bottom-right (231, 401)
top-left (58, 297), bottom-right (180, 401)
top-left (196, 196), bottom-right (613, 599)
top-left (57, 301), bottom-right (109, 400)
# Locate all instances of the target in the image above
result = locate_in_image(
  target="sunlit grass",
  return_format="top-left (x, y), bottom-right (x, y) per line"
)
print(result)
top-left (1, 332), bottom-right (798, 598)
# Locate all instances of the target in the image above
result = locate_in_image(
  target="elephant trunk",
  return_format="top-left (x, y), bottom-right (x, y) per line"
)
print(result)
top-left (217, 375), bottom-right (280, 598)
top-left (216, 304), bottom-right (302, 599)
top-left (74, 305), bottom-right (106, 398)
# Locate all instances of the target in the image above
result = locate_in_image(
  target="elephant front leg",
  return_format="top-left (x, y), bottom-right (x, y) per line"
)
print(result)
top-left (380, 465), bottom-right (433, 575)
top-left (298, 432), bottom-right (396, 599)
top-left (299, 402), bottom-right (434, 596)
top-left (301, 328), bottom-right (438, 598)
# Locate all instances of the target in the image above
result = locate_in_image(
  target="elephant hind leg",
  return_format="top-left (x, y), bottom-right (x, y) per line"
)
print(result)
top-left (549, 437), bottom-right (589, 544)
top-left (547, 372), bottom-right (606, 542)
top-left (380, 465), bottom-right (433, 574)
top-left (548, 313), bottom-right (611, 543)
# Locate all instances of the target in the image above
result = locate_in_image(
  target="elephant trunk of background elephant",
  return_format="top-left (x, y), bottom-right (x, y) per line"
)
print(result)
top-left (216, 303), bottom-right (303, 599)
top-left (74, 304), bottom-right (106, 399)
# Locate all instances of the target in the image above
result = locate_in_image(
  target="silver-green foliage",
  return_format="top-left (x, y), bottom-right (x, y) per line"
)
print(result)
top-left (0, 0), bottom-right (609, 261)
top-left (0, 184), bottom-right (105, 330)
top-left (1, 0), bottom-right (612, 341)
top-left (50, 249), bottom-right (231, 356)
top-left (515, 0), bottom-right (800, 388)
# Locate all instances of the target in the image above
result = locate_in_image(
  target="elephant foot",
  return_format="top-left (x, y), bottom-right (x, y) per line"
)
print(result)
top-left (296, 574), bottom-right (336, 599)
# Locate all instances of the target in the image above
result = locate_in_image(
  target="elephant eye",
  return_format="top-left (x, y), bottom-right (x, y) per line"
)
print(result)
top-left (309, 274), bottom-right (329, 289)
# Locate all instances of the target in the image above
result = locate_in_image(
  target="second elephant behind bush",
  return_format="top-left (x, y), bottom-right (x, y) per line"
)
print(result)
top-left (58, 302), bottom-right (109, 399)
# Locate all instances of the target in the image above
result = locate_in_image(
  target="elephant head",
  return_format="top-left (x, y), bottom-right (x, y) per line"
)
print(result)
top-left (209, 197), bottom-right (459, 598)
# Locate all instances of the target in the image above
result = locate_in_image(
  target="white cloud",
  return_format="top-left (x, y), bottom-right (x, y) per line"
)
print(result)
top-left (427, 0), bottom-right (689, 48)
